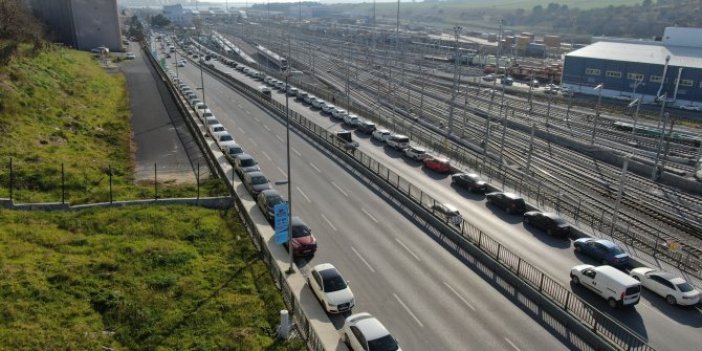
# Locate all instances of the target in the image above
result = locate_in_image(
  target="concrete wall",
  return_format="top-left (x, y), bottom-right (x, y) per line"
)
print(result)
top-left (70, 0), bottom-right (122, 52)
top-left (29, 0), bottom-right (121, 52)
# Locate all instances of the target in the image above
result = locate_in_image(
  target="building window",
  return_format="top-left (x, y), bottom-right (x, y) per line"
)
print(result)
top-left (627, 73), bottom-right (644, 81)
top-left (676, 79), bottom-right (693, 87)
top-left (585, 68), bottom-right (601, 76)
top-left (650, 75), bottom-right (662, 83)
top-left (606, 71), bottom-right (622, 78)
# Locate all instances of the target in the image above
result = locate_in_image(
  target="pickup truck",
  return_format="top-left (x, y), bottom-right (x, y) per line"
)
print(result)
top-left (335, 131), bottom-right (359, 151)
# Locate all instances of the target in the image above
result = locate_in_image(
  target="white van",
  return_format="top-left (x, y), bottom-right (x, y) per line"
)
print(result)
top-left (387, 134), bottom-right (410, 150)
top-left (570, 265), bottom-right (641, 308)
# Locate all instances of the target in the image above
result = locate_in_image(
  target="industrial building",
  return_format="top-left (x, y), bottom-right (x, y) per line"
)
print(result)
top-left (562, 27), bottom-right (702, 109)
top-left (28, 0), bottom-right (122, 52)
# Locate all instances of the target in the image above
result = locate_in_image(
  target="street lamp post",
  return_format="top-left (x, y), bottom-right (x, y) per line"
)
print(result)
top-left (590, 83), bottom-right (604, 145)
top-left (627, 97), bottom-right (642, 145)
top-left (651, 95), bottom-right (668, 180)
top-left (284, 71), bottom-right (293, 274)
top-left (610, 155), bottom-right (631, 237)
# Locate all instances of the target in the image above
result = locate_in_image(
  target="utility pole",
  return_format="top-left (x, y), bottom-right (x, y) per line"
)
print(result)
top-left (651, 99), bottom-right (669, 180)
top-left (657, 114), bottom-right (676, 179)
top-left (610, 155), bottom-right (631, 237)
top-left (447, 25), bottom-right (462, 135)
top-left (520, 123), bottom-right (537, 191)
top-left (590, 83), bottom-right (604, 146)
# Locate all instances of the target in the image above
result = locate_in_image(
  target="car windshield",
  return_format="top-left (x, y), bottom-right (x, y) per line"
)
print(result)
top-left (228, 147), bottom-right (243, 155)
top-left (220, 135), bottom-right (233, 142)
top-left (291, 224), bottom-right (311, 238)
top-left (240, 158), bottom-right (257, 167)
top-left (677, 282), bottom-right (695, 292)
top-left (553, 217), bottom-right (568, 225)
top-left (368, 335), bottom-right (399, 351)
top-left (213, 127), bottom-right (224, 132)
top-left (609, 245), bottom-right (625, 255)
top-left (322, 274), bottom-right (347, 292)
top-left (251, 175), bottom-right (267, 184)
top-left (267, 195), bottom-right (283, 207)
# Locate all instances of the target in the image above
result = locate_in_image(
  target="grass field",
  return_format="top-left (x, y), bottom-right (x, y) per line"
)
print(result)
top-left (0, 45), bottom-right (227, 204)
top-left (0, 205), bottom-right (304, 350)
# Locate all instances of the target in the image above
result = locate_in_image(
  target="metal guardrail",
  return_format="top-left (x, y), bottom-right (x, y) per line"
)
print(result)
top-left (145, 44), bottom-right (326, 351)
top-left (198, 58), bottom-right (655, 351)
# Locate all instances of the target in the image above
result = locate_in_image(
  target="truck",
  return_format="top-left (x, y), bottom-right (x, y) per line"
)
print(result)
top-left (335, 131), bottom-right (359, 151)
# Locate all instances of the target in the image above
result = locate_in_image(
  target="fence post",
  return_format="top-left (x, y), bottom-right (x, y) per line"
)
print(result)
top-left (109, 165), bottom-right (113, 204)
top-left (517, 258), bottom-right (522, 276)
top-left (61, 163), bottom-right (65, 204)
top-left (539, 274), bottom-right (545, 291)
top-left (9, 158), bottom-right (13, 201)
top-left (154, 163), bottom-right (158, 200)
top-left (496, 243), bottom-right (502, 261)
top-left (564, 292), bottom-right (571, 311)
top-left (196, 163), bottom-right (200, 201)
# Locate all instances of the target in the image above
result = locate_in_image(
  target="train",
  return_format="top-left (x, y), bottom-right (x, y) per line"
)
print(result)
top-left (506, 63), bottom-right (562, 84)
top-left (254, 44), bottom-right (288, 71)
top-left (613, 121), bottom-right (702, 146)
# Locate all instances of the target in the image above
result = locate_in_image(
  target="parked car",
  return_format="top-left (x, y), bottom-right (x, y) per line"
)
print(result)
top-left (125, 52), bottom-right (136, 60)
top-left (573, 238), bottom-right (630, 268)
top-left (485, 192), bottom-right (526, 214)
top-left (451, 173), bottom-right (487, 193)
top-left (431, 202), bottom-right (462, 226)
top-left (287, 87), bottom-right (299, 96)
top-left (570, 264), bottom-right (641, 308)
top-left (482, 74), bottom-right (496, 82)
top-left (242, 171), bottom-right (272, 196)
top-left (234, 153), bottom-right (261, 177)
top-left (403, 146), bottom-right (430, 161)
top-left (629, 268), bottom-right (701, 306)
top-left (343, 113), bottom-right (360, 127)
top-left (209, 123), bottom-right (226, 135)
top-left (357, 120), bottom-right (376, 134)
top-left (216, 133), bottom-right (236, 150)
top-left (423, 157), bottom-right (451, 173)
top-left (311, 98), bottom-right (325, 109)
top-left (308, 263), bottom-right (355, 314)
top-left (386, 134), bottom-right (410, 150)
top-left (331, 108), bottom-right (349, 120)
top-left (523, 211), bottom-right (570, 237)
top-left (223, 143), bottom-right (244, 160)
top-left (322, 104), bottom-right (336, 114)
top-left (287, 216), bottom-right (317, 257)
top-left (371, 129), bottom-right (392, 142)
top-left (297, 91), bottom-right (309, 101)
top-left (259, 86), bottom-right (272, 96)
top-left (256, 189), bottom-right (285, 222)
top-left (341, 313), bottom-right (401, 351)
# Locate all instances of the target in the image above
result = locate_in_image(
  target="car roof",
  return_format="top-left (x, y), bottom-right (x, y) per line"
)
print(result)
top-left (650, 270), bottom-right (680, 282)
top-left (236, 153), bottom-right (253, 160)
top-left (351, 314), bottom-right (391, 341)
top-left (291, 216), bottom-right (306, 227)
top-left (260, 189), bottom-right (280, 197)
top-left (594, 239), bottom-right (618, 248)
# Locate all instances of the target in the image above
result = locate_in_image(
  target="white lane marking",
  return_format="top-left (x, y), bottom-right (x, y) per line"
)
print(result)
top-left (309, 162), bottom-right (321, 173)
top-left (247, 110), bottom-right (253, 115)
top-left (394, 238), bottom-right (421, 261)
top-left (276, 135), bottom-right (284, 143)
top-left (505, 337), bottom-right (521, 351)
top-left (320, 214), bottom-right (337, 231)
top-left (249, 139), bottom-right (258, 147)
top-left (238, 127), bottom-right (245, 134)
top-left (292, 148), bottom-right (301, 157)
top-left (360, 208), bottom-right (378, 223)
top-left (296, 186), bottom-right (311, 203)
top-left (442, 282), bottom-right (476, 311)
top-left (237, 104), bottom-right (243, 109)
top-left (262, 151), bottom-right (272, 161)
top-left (393, 293), bottom-right (424, 327)
top-left (277, 167), bottom-right (287, 178)
top-left (331, 182), bottom-right (349, 197)
top-left (264, 124), bottom-right (271, 132)
top-left (351, 247), bottom-right (375, 273)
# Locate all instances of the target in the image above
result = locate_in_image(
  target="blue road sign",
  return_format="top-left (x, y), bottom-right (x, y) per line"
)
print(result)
top-left (274, 203), bottom-right (289, 245)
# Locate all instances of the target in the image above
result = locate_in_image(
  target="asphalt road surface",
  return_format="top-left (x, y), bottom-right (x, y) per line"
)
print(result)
top-left (120, 43), bottom-right (208, 183)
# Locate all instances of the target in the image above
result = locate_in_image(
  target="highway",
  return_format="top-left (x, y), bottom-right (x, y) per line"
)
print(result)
top-left (170, 58), bottom-right (572, 350)
top-left (195, 56), bottom-right (702, 351)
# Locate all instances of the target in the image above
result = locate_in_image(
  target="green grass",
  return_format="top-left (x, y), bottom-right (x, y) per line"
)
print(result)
top-left (0, 46), bottom-right (228, 203)
top-left (0, 205), bottom-right (304, 350)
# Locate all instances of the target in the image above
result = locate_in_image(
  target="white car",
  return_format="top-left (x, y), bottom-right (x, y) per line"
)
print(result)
top-left (343, 113), bottom-right (360, 126)
top-left (201, 109), bottom-right (215, 121)
top-left (209, 123), bottom-right (226, 134)
top-left (308, 263), bottom-right (354, 314)
top-left (331, 108), bottom-right (348, 120)
top-left (216, 132), bottom-right (236, 149)
top-left (287, 87), bottom-right (299, 96)
top-left (404, 146), bottom-right (430, 160)
top-left (630, 268), bottom-right (701, 306)
top-left (194, 103), bottom-right (208, 117)
top-left (372, 129), bottom-right (392, 143)
top-left (341, 313), bottom-right (401, 351)
top-left (312, 99), bottom-right (326, 109)
top-left (322, 104), bottom-right (336, 114)
top-left (304, 95), bottom-right (316, 104)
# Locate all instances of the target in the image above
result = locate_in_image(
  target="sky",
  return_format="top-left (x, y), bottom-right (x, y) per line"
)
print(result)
top-left (202, 0), bottom-right (411, 3)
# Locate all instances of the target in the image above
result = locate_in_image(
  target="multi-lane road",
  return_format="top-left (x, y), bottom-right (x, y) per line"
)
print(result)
top-left (167, 49), bottom-right (701, 351)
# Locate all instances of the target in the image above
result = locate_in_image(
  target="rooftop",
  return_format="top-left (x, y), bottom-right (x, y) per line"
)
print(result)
top-left (567, 41), bottom-right (702, 69)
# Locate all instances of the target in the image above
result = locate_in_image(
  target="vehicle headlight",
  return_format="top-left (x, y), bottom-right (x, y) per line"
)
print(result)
top-left (326, 301), bottom-right (336, 307)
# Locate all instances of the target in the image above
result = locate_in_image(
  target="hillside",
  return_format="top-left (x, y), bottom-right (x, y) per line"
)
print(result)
top-left (0, 205), bottom-right (303, 350)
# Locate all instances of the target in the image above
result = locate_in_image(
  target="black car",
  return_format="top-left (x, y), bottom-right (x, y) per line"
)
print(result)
top-left (356, 120), bottom-right (376, 134)
top-left (257, 189), bottom-right (285, 222)
top-left (485, 192), bottom-right (527, 214)
top-left (234, 153), bottom-right (261, 177)
top-left (242, 171), bottom-right (272, 196)
top-left (451, 173), bottom-right (487, 193)
top-left (523, 211), bottom-right (570, 237)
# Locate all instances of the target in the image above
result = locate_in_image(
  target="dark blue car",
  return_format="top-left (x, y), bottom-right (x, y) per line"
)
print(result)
top-left (573, 238), bottom-right (630, 268)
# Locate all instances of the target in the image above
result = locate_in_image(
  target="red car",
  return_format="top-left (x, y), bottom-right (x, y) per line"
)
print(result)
top-left (423, 157), bottom-right (452, 173)
top-left (287, 216), bottom-right (317, 257)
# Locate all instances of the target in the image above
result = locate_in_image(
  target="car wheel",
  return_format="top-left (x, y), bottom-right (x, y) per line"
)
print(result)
top-left (666, 295), bottom-right (677, 305)
top-left (608, 298), bottom-right (618, 308)
top-left (571, 274), bottom-right (580, 284)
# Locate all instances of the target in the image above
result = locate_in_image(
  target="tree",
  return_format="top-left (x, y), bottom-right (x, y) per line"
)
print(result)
top-left (150, 14), bottom-right (171, 28)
